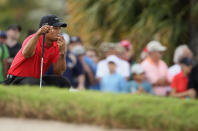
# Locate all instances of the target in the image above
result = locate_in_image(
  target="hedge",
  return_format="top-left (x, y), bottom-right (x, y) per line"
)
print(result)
top-left (0, 85), bottom-right (197, 131)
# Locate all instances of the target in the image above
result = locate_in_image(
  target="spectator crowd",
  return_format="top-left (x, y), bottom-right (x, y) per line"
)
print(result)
top-left (1, 22), bottom-right (198, 99)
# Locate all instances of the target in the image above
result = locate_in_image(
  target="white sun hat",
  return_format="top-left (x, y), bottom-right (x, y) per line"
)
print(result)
top-left (106, 55), bottom-right (119, 65)
top-left (131, 64), bottom-right (145, 75)
top-left (147, 41), bottom-right (166, 52)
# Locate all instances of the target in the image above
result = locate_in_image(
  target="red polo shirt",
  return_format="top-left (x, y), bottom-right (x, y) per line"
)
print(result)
top-left (8, 34), bottom-right (59, 78)
top-left (171, 71), bottom-right (188, 93)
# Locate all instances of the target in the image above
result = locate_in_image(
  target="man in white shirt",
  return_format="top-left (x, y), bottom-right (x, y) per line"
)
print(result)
top-left (96, 43), bottom-right (130, 82)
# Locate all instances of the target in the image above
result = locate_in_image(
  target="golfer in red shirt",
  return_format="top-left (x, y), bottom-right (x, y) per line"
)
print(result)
top-left (4, 15), bottom-right (70, 87)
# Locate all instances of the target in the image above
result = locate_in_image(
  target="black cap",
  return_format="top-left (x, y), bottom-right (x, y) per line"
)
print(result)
top-left (39, 15), bottom-right (67, 28)
top-left (0, 31), bottom-right (7, 38)
top-left (179, 57), bottom-right (193, 66)
top-left (70, 36), bottom-right (82, 44)
top-left (7, 24), bottom-right (22, 32)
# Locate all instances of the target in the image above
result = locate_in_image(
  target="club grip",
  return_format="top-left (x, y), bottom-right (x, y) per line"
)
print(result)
top-left (41, 34), bottom-right (45, 57)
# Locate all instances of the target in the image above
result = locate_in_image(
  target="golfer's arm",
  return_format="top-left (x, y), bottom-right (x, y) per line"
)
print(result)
top-left (22, 32), bottom-right (40, 58)
top-left (53, 54), bottom-right (66, 76)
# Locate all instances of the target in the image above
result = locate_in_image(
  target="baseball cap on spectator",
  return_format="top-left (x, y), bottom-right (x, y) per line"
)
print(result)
top-left (100, 42), bottom-right (116, 53)
top-left (39, 15), bottom-right (67, 28)
top-left (147, 41), bottom-right (166, 52)
top-left (71, 45), bottom-right (85, 56)
top-left (120, 40), bottom-right (131, 50)
top-left (131, 64), bottom-right (145, 75)
top-left (7, 24), bottom-right (22, 32)
top-left (179, 57), bottom-right (193, 66)
top-left (107, 43), bottom-right (116, 50)
top-left (106, 55), bottom-right (119, 65)
top-left (70, 36), bottom-right (82, 44)
top-left (0, 31), bottom-right (7, 38)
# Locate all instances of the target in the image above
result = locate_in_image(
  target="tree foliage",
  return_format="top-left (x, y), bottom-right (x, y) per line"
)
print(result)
top-left (0, 0), bottom-right (38, 41)
top-left (67, 0), bottom-right (192, 64)
top-left (0, 0), bottom-right (66, 41)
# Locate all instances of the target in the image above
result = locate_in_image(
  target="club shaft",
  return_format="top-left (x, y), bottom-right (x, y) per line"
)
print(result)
top-left (40, 34), bottom-right (45, 88)
top-left (40, 58), bottom-right (44, 88)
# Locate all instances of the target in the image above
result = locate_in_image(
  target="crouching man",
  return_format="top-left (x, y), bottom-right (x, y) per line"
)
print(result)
top-left (170, 57), bottom-right (196, 99)
top-left (3, 15), bottom-right (70, 87)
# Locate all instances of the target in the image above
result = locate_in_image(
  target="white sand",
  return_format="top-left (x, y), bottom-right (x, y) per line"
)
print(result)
top-left (0, 117), bottom-right (137, 131)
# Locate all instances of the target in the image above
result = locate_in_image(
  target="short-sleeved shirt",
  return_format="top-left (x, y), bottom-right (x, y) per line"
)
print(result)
top-left (83, 56), bottom-right (99, 88)
top-left (84, 56), bottom-right (96, 74)
top-left (8, 34), bottom-right (59, 78)
top-left (96, 55), bottom-right (130, 79)
top-left (141, 58), bottom-right (171, 96)
top-left (0, 44), bottom-right (9, 82)
top-left (171, 72), bottom-right (188, 93)
top-left (46, 51), bottom-right (84, 87)
top-left (101, 73), bottom-right (127, 93)
top-left (168, 64), bottom-right (181, 82)
top-left (96, 59), bottom-right (107, 78)
top-left (127, 81), bottom-right (153, 94)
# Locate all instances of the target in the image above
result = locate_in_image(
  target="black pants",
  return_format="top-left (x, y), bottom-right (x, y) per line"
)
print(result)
top-left (3, 75), bottom-right (71, 88)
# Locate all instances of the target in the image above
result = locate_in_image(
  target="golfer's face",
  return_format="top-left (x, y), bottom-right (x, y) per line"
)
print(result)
top-left (48, 26), bottom-right (61, 41)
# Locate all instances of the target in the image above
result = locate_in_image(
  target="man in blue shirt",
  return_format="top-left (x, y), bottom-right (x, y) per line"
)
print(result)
top-left (101, 55), bottom-right (127, 93)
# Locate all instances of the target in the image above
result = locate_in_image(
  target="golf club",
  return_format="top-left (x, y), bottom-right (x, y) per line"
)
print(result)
top-left (40, 34), bottom-right (45, 88)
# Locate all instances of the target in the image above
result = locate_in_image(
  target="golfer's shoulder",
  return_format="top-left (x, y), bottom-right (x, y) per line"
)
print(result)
top-left (22, 34), bottom-right (41, 47)
top-left (24, 34), bottom-right (35, 42)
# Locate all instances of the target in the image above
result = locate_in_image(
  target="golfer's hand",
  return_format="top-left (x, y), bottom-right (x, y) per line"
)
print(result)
top-left (57, 35), bottom-right (66, 54)
top-left (37, 25), bottom-right (52, 35)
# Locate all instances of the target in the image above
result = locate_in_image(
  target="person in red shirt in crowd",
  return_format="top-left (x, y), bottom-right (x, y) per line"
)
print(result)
top-left (3, 15), bottom-right (70, 87)
top-left (170, 57), bottom-right (196, 99)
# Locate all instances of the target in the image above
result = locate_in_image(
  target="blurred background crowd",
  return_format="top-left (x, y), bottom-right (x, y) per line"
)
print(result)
top-left (0, 26), bottom-right (198, 99)
top-left (1, 0), bottom-right (198, 99)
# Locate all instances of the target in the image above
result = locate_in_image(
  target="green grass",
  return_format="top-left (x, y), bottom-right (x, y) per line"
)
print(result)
top-left (0, 85), bottom-right (198, 131)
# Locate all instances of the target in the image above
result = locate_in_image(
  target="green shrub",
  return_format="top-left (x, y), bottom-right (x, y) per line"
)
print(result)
top-left (0, 85), bottom-right (197, 131)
